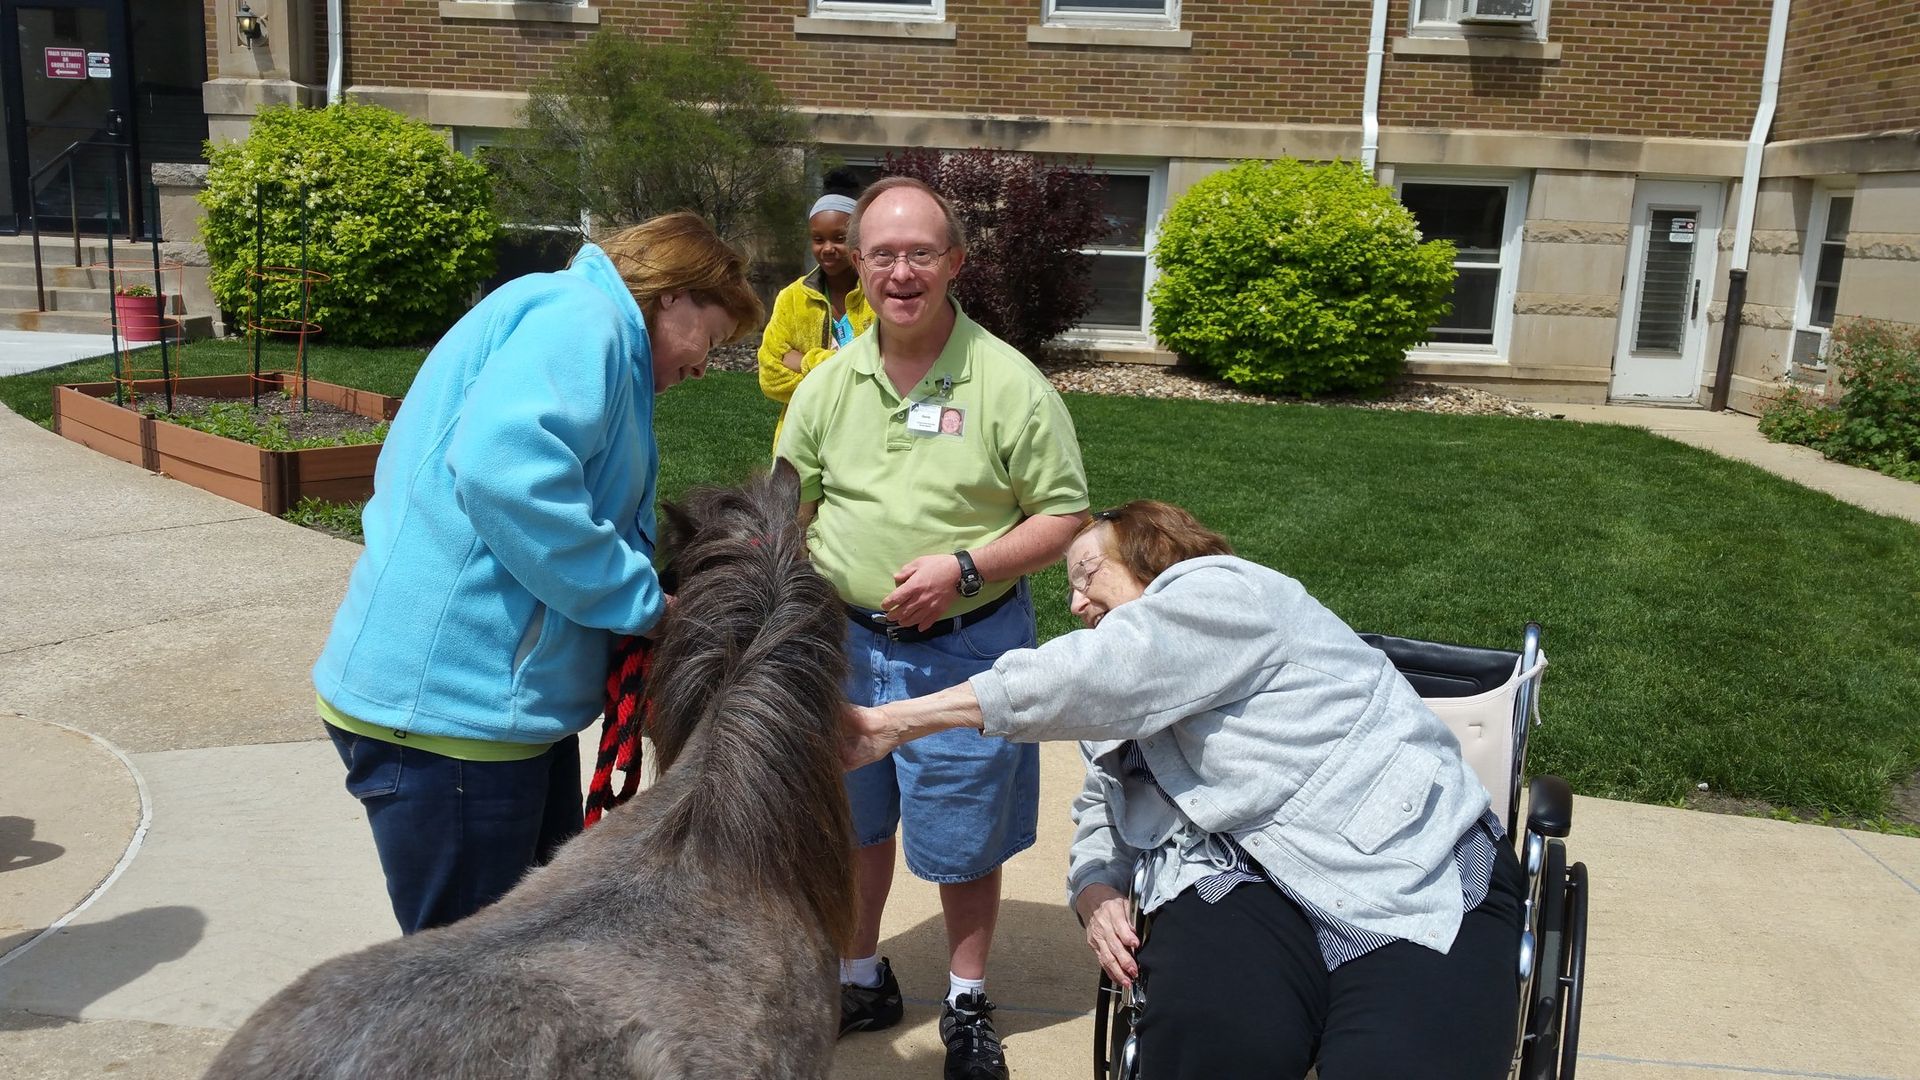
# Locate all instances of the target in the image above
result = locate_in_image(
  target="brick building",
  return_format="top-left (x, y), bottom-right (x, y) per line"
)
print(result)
top-left (50, 1), bottom-right (1920, 411)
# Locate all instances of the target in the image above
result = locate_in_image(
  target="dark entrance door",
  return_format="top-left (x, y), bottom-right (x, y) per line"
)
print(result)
top-left (1, 0), bottom-right (134, 235)
top-left (1, 0), bottom-right (205, 237)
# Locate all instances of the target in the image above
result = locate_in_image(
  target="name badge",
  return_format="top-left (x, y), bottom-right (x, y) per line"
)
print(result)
top-left (906, 402), bottom-right (943, 435)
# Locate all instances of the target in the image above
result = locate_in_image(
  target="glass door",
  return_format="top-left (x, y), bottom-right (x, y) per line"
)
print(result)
top-left (1, 0), bottom-right (134, 235)
top-left (1610, 180), bottom-right (1725, 402)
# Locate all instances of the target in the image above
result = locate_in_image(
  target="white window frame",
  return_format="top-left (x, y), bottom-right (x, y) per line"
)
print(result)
top-left (455, 127), bottom-right (590, 236)
top-left (1062, 160), bottom-right (1167, 343)
top-left (1409, 0), bottom-right (1551, 41)
top-left (1393, 171), bottom-right (1532, 362)
top-left (1793, 185), bottom-right (1855, 369)
top-left (812, 0), bottom-right (944, 22)
top-left (1044, 0), bottom-right (1179, 30)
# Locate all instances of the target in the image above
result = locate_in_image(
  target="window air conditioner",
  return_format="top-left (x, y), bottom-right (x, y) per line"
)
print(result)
top-left (1461, 0), bottom-right (1537, 24)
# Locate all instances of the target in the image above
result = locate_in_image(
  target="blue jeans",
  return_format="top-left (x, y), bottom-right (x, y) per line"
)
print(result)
top-left (327, 724), bottom-right (583, 934)
top-left (842, 581), bottom-right (1041, 883)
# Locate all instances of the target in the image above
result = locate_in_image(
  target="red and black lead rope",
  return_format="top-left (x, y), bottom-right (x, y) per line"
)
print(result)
top-left (585, 633), bottom-right (651, 828)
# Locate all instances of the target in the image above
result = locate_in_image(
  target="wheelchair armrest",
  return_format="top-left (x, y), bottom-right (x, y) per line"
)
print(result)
top-left (1527, 775), bottom-right (1573, 839)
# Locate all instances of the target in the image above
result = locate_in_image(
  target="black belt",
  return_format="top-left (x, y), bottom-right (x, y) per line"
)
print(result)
top-left (846, 585), bottom-right (1021, 643)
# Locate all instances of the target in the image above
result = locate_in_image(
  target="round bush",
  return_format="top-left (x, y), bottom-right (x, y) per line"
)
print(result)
top-left (1149, 159), bottom-right (1457, 396)
top-left (201, 103), bottom-right (498, 346)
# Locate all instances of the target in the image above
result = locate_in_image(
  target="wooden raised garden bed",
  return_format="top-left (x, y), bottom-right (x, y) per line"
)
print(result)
top-left (52, 372), bottom-right (401, 516)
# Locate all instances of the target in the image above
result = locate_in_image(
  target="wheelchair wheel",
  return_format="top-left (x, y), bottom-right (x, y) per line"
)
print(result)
top-left (1518, 839), bottom-right (1569, 1080)
top-left (1559, 860), bottom-right (1588, 1080)
top-left (1094, 973), bottom-right (1142, 1080)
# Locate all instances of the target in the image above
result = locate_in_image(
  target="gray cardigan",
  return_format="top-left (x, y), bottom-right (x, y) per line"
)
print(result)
top-left (969, 556), bottom-right (1492, 952)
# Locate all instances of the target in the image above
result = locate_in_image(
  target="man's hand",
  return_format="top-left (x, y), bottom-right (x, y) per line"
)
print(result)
top-left (780, 349), bottom-right (805, 373)
top-left (1075, 883), bottom-right (1140, 988)
top-left (880, 554), bottom-right (964, 631)
top-left (841, 703), bottom-right (903, 771)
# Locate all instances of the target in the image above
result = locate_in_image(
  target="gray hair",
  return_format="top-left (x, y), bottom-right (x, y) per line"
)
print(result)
top-left (848, 176), bottom-right (968, 256)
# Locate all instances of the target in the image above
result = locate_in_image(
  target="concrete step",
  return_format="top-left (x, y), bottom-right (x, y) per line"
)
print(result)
top-left (0, 263), bottom-right (116, 289)
top-left (0, 285), bottom-right (113, 314)
top-left (0, 235), bottom-right (142, 266)
top-left (0, 308), bottom-right (213, 338)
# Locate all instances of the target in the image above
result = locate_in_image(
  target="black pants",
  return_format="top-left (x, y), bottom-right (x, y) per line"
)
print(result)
top-left (1135, 839), bottom-right (1525, 1080)
top-left (328, 725), bottom-right (583, 934)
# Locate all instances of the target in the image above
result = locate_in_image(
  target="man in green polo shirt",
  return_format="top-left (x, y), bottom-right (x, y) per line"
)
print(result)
top-left (777, 176), bottom-right (1087, 1080)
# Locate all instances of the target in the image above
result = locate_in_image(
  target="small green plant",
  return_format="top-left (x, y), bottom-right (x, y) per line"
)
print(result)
top-left (143, 400), bottom-right (389, 452)
top-left (201, 102), bottom-right (499, 346)
top-left (1759, 320), bottom-right (1920, 483)
top-left (284, 496), bottom-right (367, 542)
top-left (1149, 159), bottom-right (1457, 397)
top-left (114, 283), bottom-right (154, 297)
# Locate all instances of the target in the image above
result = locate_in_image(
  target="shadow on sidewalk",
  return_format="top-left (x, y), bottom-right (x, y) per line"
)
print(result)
top-left (0, 905), bottom-right (206, 1032)
top-left (0, 817), bottom-right (65, 874)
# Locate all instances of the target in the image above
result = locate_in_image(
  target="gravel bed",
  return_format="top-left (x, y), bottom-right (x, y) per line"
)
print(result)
top-left (710, 342), bottom-right (1548, 418)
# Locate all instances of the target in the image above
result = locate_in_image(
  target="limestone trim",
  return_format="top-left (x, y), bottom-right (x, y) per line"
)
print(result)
top-left (1402, 358), bottom-right (1610, 384)
top-left (345, 85), bottom-right (530, 130)
top-left (436, 2), bottom-right (599, 24)
top-left (203, 77), bottom-right (323, 118)
top-left (1523, 221), bottom-right (1628, 245)
top-left (792, 17), bottom-right (957, 41)
top-left (1390, 36), bottom-right (1562, 61)
top-left (1513, 293), bottom-right (1620, 318)
top-left (1848, 235), bottom-right (1920, 262)
top-left (1026, 25), bottom-right (1192, 49)
top-left (1746, 229), bottom-right (1803, 257)
top-left (1760, 130), bottom-right (1920, 178)
top-left (285, 88), bottom-right (1755, 177)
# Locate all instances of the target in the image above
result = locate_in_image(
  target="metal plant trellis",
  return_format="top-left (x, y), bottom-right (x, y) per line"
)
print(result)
top-left (246, 180), bottom-right (331, 411)
top-left (94, 168), bottom-right (187, 410)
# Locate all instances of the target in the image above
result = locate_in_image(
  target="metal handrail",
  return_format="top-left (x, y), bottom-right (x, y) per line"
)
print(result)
top-left (27, 132), bottom-right (137, 311)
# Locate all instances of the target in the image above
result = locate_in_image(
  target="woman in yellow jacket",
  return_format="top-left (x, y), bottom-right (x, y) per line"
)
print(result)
top-left (759, 192), bottom-right (875, 449)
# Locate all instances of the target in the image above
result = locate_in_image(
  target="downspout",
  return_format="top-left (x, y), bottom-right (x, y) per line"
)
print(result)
top-left (327, 0), bottom-right (345, 105)
top-left (1710, 0), bottom-right (1791, 411)
top-left (1361, 0), bottom-right (1389, 175)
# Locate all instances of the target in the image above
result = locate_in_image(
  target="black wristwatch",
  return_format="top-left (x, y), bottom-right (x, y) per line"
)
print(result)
top-left (954, 550), bottom-right (984, 597)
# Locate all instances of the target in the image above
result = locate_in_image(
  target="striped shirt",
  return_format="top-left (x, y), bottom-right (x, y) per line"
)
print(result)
top-left (1119, 740), bottom-right (1503, 972)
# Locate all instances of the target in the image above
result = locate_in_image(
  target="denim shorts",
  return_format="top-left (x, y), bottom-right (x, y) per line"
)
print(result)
top-left (843, 580), bottom-right (1041, 883)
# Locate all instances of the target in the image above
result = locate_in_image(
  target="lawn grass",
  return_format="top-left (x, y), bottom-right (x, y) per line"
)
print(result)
top-left (7, 344), bottom-right (1917, 820)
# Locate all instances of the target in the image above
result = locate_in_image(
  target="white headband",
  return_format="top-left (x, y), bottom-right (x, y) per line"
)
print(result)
top-left (809, 194), bottom-right (857, 219)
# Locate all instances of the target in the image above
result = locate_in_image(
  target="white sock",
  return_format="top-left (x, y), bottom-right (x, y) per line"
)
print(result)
top-left (946, 972), bottom-right (985, 1006)
top-left (841, 954), bottom-right (884, 988)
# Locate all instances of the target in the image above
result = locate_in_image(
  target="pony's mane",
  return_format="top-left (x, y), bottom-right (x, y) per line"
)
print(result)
top-left (640, 467), bottom-right (855, 952)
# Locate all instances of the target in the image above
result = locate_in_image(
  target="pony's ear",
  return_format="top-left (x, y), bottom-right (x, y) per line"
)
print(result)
top-left (660, 499), bottom-right (697, 553)
top-left (770, 457), bottom-right (802, 515)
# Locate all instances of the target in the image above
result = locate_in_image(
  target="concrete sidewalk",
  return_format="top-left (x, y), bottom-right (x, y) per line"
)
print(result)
top-left (2, 401), bottom-right (1917, 1080)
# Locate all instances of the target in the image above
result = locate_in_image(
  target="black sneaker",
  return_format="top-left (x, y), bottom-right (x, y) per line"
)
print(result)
top-left (940, 991), bottom-right (1009, 1080)
top-left (838, 957), bottom-right (904, 1037)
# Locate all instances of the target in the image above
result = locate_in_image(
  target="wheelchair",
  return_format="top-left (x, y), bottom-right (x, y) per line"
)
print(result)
top-left (1093, 624), bottom-right (1588, 1080)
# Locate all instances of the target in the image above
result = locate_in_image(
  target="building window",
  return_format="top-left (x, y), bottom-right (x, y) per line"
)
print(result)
top-left (1411, 0), bottom-right (1550, 39)
top-left (1792, 189), bottom-right (1854, 369)
top-left (1077, 166), bottom-right (1165, 334)
top-left (813, 0), bottom-right (944, 20)
top-left (1045, 0), bottom-right (1178, 28)
top-left (456, 128), bottom-right (583, 291)
top-left (1395, 175), bottom-right (1530, 355)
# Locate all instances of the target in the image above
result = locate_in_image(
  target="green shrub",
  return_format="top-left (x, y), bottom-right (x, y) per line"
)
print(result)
top-left (1759, 320), bottom-right (1920, 483)
top-left (201, 103), bottom-right (499, 346)
top-left (1149, 159), bottom-right (1457, 397)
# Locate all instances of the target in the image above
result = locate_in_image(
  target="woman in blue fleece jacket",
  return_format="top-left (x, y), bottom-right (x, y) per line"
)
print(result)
top-left (311, 212), bottom-right (763, 934)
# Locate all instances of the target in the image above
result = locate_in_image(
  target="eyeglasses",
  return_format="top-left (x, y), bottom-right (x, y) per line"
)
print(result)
top-left (860, 246), bottom-right (951, 270)
top-left (1067, 552), bottom-right (1107, 595)
top-left (1091, 507), bottom-right (1121, 522)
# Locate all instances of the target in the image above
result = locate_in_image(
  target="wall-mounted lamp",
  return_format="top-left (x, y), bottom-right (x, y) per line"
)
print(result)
top-left (235, 2), bottom-right (267, 48)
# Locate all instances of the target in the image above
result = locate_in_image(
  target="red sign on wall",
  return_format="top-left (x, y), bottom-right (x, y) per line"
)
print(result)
top-left (45, 47), bottom-right (87, 79)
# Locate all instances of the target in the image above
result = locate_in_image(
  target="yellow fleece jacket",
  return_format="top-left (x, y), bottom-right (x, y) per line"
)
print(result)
top-left (758, 267), bottom-right (874, 450)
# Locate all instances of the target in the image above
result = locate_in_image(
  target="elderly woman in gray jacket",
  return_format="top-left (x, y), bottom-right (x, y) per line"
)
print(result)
top-left (843, 500), bottom-right (1524, 1080)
